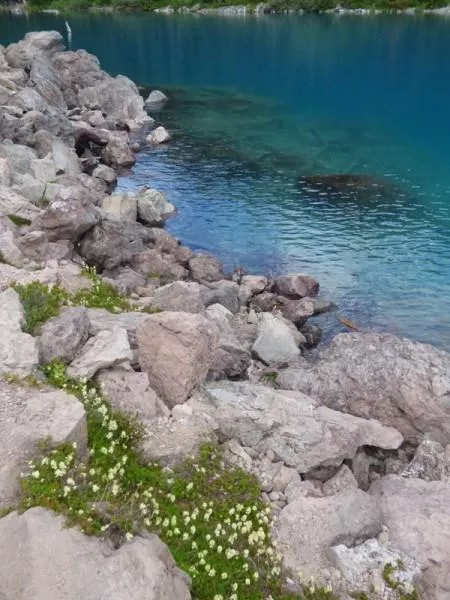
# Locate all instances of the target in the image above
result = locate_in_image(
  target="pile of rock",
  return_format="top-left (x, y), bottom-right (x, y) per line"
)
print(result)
top-left (1, 31), bottom-right (450, 600)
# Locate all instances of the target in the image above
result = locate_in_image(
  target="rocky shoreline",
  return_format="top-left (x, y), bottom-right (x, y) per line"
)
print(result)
top-left (0, 30), bottom-right (450, 600)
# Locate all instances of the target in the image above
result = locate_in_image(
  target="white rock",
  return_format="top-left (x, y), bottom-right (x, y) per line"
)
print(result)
top-left (252, 312), bottom-right (301, 365)
top-left (144, 89), bottom-right (168, 109)
top-left (67, 327), bottom-right (133, 379)
top-left (146, 126), bottom-right (171, 145)
top-left (102, 192), bottom-right (137, 222)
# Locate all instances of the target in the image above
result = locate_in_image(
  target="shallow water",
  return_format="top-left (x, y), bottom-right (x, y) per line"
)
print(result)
top-left (2, 12), bottom-right (450, 347)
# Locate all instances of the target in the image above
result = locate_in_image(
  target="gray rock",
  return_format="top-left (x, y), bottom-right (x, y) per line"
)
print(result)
top-left (31, 198), bottom-right (100, 243)
top-left (188, 254), bottom-right (224, 283)
top-left (208, 335), bottom-right (251, 381)
top-left (0, 230), bottom-right (23, 267)
top-left (329, 538), bottom-right (422, 599)
top-left (201, 280), bottom-right (240, 313)
top-left (187, 382), bottom-right (403, 475)
top-left (102, 267), bottom-right (146, 296)
top-left (281, 297), bottom-right (315, 326)
top-left (96, 368), bottom-right (169, 421)
top-left (136, 188), bottom-right (175, 226)
top-left (38, 307), bottom-right (90, 364)
top-left (102, 193), bottom-right (137, 222)
top-left (0, 186), bottom-right (42, 221)
top-left (352, 449), bottom-right (371, 491)
top-left (67, 327), bottom-right (133, 380)
top-left (252, 313), bottom-right (301, 366)
top-left (403, 437), bottom-right (450, 482)
top-left (0, 508), bottom-right (191, 600)
top-left (102, 131), bottom-right (135, 168)
top-left (273, 273), bottom-right (319, 299)
top-left (30, 54), bottom-right (66, 111)
top-left (5, 31), bottom-right (64, 69)
top-left (223, 439), bottom-right (253, 471)
top-left (0, 157), bottom-right (11, 186)
top-left (0, 381), bottom-right (86, 507)
top-left (137, 312), bottom-right (219, 407)
top-left (0, 288), bottom-right (39, 377)
top-left (132, 248), bottom-right (187, 283)
top-left (205, 303), bottom-right (233, 335)
top-left (150, 281), bottom-right (204, 313)
top-left (277, 332), bottom-right (450, 444)
top-left (322, 464), bottom-right (358, 496)
top-left (371, 475), bottom-right (450, 600)
top-left (51, 138), bottom-right (81, 175)
top-left (274, 489), bottom-right (382, 579)
top-left (299, 323), bottom-right (323, 348)
top-left (93, 164), bottom-right (117, 186)
top-left (250, 291), bottom-right (278, 313)
top-left (144, 89), bottom-right (168, 109)
top-left (147, 125), bottom-right (171, 145)
top-left (79, 220), bottom-right (152, 272)
top-left (86, 309), bottom-right (149, 348)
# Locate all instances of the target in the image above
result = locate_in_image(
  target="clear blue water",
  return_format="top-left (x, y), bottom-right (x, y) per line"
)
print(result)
top-left (2, 12), bottom-right (450, 348)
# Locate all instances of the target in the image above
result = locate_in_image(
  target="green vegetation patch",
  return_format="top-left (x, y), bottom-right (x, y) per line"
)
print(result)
top-left (7, 214), bottom-right (31, 227)
top-left (20, 360), bottom-right (308, 600)
top-left (13, 267), bottom-right (135, 334)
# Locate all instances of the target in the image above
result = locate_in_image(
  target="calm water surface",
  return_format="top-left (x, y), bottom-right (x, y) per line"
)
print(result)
top-left (2, 13), bottom-right (450, 347)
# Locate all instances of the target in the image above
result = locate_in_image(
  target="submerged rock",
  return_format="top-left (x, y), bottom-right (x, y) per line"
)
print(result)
top-left (298, 173), bottom-right (403, 202)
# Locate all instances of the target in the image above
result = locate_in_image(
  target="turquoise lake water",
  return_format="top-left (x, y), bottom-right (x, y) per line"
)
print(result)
top-left (2, 12), bottom-right (450, 347)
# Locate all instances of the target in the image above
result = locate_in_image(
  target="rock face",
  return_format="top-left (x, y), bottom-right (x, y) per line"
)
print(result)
top-left (187, 382), bottom-right (403, 474)
top-left (0, 381), bottom-right (86, 507)
top-left (274, 489), bottom-right (382, 579)
top-left (252, 313), bottom-right (301, 366)
top-left (67, 327), bottom-right (133, 379)
top-left (0, 288), bottom-right (38, 377)
top-left (329, 538), bottom-right (422, 598)
top-left (371, 475), bottom-right (450, 600)
top-left (0, 508), bottom-right (191, 600)
top-left (137, 312), bottom-right (219, 407)
top-left (277, 332), bottom-right (450, 444)
top-left (273, 273), bottom-right (319, 299)
top-left (150, 281), bottom-right (204, 313)
top-left (38, 307), bottom-right (90, 364)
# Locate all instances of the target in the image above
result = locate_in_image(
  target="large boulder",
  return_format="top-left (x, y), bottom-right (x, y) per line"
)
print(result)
top-left (0, 381), bottom-right (86, 507)
top-left (149, 281), bottom-right (204, 313)
top-left (188, 254), bottom-right (224, 283)
top-left (102, 192), bottom-right (137, 222)
top-left (403, 437), bottom-right (450, 482)
top-left (274, 489), bottom-right (382, 580)
top-left (0, 186), bottom-right (42, 221)
top-left (31, 198), bottom-right (100, 243)
top-left (38, 307), bottom-right (90, 365)
top-left (101, 131), bottom-right (135, 168)
top-left (78, 220), bottom-right (152, 271)
top-left (86, 309), bottom-right (149, 348)
top-left (0, 288), bottom-right (38, 377)
top-left (277, 332), bottom-right (450, 444)
top-left (201, 280), bottom-right (240, 313)
top-left (6, 31), bottom-right (64, 69)
top-left (273, 273), bottom-right (319, 299)
top-left (144, 89), bottom-right (168, 109)
top-left (67, 327), bottom-right (133, 380)
top-left (252, 312), bottom-right (302, 366)
top-left (29, 55), bottom-right (66, 111)
top-left (371, 475), bottom-right (450, 600)
top-left (96, 369), bottom-right (169, 421)
top-left (187, 382), bottom-right (403, 475)
top-left (0, 508), bottom-right (191, 600)
top-left (136, 188), bottom-right (175, 226)
top-left (137, 312), bottom-right (219, 407)
top-left (132, 248), bottom-right (187, 282)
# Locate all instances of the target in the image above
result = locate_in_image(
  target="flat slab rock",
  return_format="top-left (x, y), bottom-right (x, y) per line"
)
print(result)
top-left (273, 488), bottom-right (382, 580)
top-left (0, 380), bottom-right (86, 507)
top-left (277, 332), bottom-right (450, 444)
top-left (0, 507), bottom-right (191, 600)
top-left (371, 475), bottom-right (450, 600)
top-left (186, 382), bottom-right (403, 475)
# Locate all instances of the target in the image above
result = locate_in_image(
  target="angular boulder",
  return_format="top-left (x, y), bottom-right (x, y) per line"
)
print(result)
top-left (0, 288), bottom-right (38, 377)
top-left (188, 254), bottom-right (224, 283)
top-left (150, 281), bottom-right (204, 313)
top-left (187, 382), bottom-right (403, 474)
top-left (201, 280), bottom-right (240, 313)
top-left (277, 332), bottom-right (450, 444)
top-left (0, 508), bottom-right (191, 600)
top-left (274, 489), bottom-right (382, 579)
top-left (102, 192), bottom-right (137, 222)
top-left (0, 381), bottom-right (86, 507)
top-left (136, 188), bottom-right (175, 226)
top-left (273, 273), bottom-right (319, 299)
top-left (137, 312), bottom-right (219, 407)
top-left (371, 475), bottom-right (450, 600)
top-left (146, 125), bottom-right (171, 145)
top-left (67, 327), bottom-right (133, 380)
top-left (252, 312), bottom-right (301, 366)
top-left (38, 307), bottom-right (90, 365)
top-left (31, 198), bottom-right (100, 243)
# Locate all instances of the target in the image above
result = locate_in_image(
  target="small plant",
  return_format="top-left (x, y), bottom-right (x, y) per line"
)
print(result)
top-left (7, 214), bottom-right (31, 227)
top-left (261, 371), bottom-right (279, 384)
top-left (382, 562), bottom-right (419, 599)
top-left (13, 281), bottom-right (68, 334)
top-left (2, 372), bottom-right (42, 387)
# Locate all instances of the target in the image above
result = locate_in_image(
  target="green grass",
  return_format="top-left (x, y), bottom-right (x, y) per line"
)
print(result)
top-left (12, 268), bottom-right (137, 334)
top-left (7, 214), bottom-right (31, 227)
